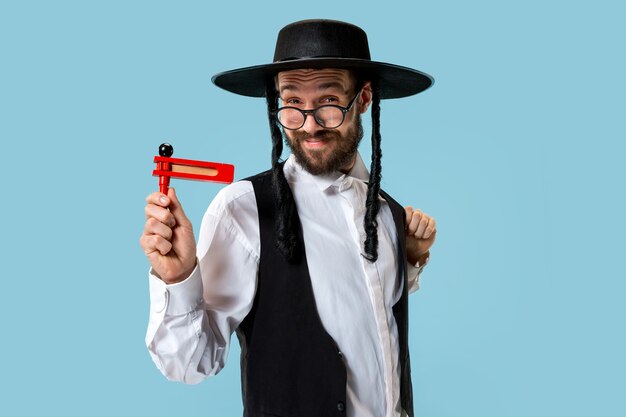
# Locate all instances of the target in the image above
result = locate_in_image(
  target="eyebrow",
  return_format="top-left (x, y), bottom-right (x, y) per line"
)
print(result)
top-left (279, 82), bottom-right (349, 95)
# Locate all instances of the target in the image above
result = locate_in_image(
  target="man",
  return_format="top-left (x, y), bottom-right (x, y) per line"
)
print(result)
top-left (141, 19), bottom-right (436, 417)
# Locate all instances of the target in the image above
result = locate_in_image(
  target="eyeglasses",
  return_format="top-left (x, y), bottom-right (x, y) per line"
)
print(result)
top-left (273, 91), bottom-right (361, 130)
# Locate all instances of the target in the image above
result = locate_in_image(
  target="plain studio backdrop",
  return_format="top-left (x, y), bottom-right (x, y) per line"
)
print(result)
top-left (1, 1), bottom-right (624, 416)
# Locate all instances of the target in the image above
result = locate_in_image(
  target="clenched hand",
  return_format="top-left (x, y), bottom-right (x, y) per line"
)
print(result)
top-left (139, 188), bottom-right (197, 284)
top-left (404, 206), bottom-right (436, 266)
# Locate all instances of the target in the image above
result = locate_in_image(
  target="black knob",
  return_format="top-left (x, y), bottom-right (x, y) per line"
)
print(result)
top-left (159, 143), bottom-right (174, 157)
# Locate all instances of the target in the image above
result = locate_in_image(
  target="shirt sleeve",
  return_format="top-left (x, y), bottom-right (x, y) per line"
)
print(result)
top-left (407, 252), bottom-right (429, 294)
top-left (145, 182), bottom-right (259, 384)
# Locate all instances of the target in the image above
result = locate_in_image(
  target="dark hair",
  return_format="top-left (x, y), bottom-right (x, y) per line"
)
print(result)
top-left (266, 82), bottom-right (300, 262)
top-left (363, 80), bottom-right (382, 262)
top-left (265, 75), bottom-right (383, 263)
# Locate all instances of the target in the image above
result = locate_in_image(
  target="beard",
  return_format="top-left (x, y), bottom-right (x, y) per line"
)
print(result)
top-left (283, 114), bottom-right (364, 176)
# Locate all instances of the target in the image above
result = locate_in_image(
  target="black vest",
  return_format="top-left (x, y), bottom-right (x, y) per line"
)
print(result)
top-left (236, 169), bottom-right (413, 417)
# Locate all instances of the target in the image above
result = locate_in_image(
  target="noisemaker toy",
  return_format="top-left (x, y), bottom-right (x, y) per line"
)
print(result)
top-left (152, 143), bottom-right (235, 194)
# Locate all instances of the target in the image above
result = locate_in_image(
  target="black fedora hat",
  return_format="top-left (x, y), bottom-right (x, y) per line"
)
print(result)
top-left (211, 19), bottom-right (434, 99)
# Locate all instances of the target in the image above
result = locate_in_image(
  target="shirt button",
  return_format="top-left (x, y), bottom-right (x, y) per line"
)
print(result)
top-left (337, 401), bottom-right (345, 412)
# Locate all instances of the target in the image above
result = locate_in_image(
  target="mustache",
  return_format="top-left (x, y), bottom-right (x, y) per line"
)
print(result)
top-left (291, 129), bottom-right (340, 142)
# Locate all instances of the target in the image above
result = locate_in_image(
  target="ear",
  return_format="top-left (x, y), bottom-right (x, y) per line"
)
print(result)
top-left (357, 81), bottom-right (373, 114)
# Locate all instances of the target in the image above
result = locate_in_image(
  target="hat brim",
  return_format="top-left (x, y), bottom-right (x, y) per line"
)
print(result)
top-left (211, 58), bottom-right (434, 99)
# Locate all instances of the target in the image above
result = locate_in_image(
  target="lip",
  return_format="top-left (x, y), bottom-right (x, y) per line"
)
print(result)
top-left (302, 138), bottom-right (328, 149)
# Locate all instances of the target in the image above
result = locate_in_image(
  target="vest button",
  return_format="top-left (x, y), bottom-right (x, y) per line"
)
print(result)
top-left (337, 401), bottom-right (345, 412)
top-left (338, 351), bottom-right (344, 358)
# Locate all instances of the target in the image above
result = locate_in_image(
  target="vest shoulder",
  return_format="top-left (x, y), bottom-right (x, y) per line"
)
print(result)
top-left (379, 188), bottom-right (403, 211)
top-left (243, 167), bottom-right (274, 184)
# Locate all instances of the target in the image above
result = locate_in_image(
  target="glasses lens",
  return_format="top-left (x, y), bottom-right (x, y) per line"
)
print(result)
top-left (277, 108), bottom-right (304, 129)
top-left (315, 106), bottom-right (344, 129)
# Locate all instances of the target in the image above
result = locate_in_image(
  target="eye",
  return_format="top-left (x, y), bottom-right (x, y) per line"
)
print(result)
top-left (283, 97), bottom-right (302, 106)
top-left (321, 97), bottom-right (339, 104)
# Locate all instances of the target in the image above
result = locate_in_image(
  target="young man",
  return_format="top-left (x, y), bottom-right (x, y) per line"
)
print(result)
top-left (140, 19), bottom-right (436, 417)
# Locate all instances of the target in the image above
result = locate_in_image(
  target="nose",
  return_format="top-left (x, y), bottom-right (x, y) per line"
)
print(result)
top-left (301, 110), bottom-right (322, 134)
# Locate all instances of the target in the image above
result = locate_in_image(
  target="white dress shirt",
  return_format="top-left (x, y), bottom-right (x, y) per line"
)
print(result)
top-left (146, 152), bottom-right (429, 417)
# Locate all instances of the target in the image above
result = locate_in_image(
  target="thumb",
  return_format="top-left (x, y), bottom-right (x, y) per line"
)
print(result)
top-left (167, 188), bottom-right (191, 227)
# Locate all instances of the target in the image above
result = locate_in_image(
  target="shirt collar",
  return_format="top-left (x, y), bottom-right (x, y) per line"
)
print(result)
top-left (284, 152), bottom-right (370, 192)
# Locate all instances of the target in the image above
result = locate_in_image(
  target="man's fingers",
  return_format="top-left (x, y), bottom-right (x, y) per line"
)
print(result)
top-left (145, 204), bottom-right (176, 227)
top-left (141, 234), bottom-right (173, 256)
top-left (140, 233), bottom-right (173, 256)
top-left (404, 205), bottom-right (437, 239)
top-left (416, 214), bottom-right (429, 237)
top-left (167, 188), bottom-right (191, 228)
top-left (407, 209), bottom-right (423, 235)
top-left (144, 189), bottom-right (190, 229)
top-left (146, 192), bottom-right (170, 207)
top-left (405, 206), bottom-right (421, 233)
top-left (414, 216), bottom-right (437, 239)
top-left (423, 218), bottom-right (437, 239)
top-left (144, 217), bottom-right (173, 241)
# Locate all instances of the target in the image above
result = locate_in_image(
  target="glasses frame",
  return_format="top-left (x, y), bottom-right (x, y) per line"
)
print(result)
top-left (273, 90), bottom-right (362, 130)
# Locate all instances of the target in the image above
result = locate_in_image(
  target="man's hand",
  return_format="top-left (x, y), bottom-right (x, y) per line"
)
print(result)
top-left (404, 206), bottom-right (436, 266)
top-left (139, 188), bottom-right (197, 284)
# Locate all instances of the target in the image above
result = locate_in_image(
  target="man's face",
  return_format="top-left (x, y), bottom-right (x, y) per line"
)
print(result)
top-left (276, 68), bottom-right (371, 175)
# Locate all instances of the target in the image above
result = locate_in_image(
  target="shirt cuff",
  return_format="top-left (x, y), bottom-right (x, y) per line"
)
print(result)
top-left (148, 262), bottom-right (204, 316)
top-left (407, 252), bottom-right (429, 293)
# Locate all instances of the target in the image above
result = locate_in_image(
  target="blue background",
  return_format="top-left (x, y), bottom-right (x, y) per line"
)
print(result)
top-left (1, 0), bottom-right (624, 416)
